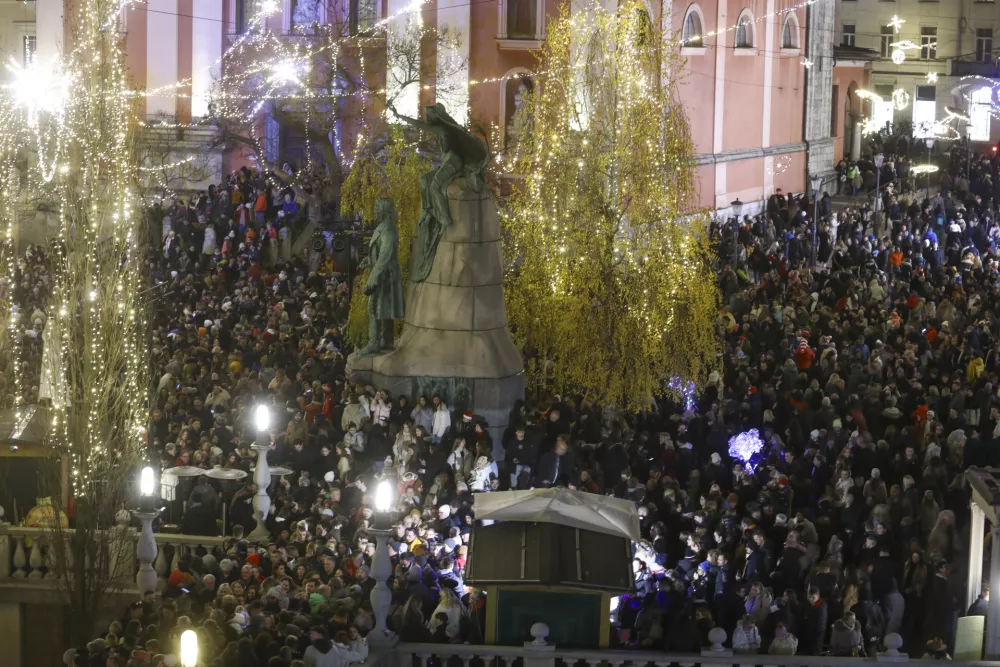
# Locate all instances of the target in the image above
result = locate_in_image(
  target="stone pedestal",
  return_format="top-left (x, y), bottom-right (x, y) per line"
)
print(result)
top-left (348, 181), bottom-right (524, 456)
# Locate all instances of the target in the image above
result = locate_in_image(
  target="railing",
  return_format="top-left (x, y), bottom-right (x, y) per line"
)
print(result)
top-left (388, 641), bottom-right (971, 667)
top-left (0, 525), bottom-right (225, 591)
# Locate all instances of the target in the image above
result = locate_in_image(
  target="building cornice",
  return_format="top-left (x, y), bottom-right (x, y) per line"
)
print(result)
top-left (694, 141), bottom-right (807, 166)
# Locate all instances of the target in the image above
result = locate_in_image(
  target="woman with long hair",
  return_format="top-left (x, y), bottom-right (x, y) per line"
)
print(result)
top-left (428, 587), bottom-right (464, 641)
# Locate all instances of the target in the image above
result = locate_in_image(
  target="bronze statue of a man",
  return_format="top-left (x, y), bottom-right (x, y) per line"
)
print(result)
top-left (389, 103), bottom-right (489, 282)
top-left (357, 198), bottom-right (405, 356)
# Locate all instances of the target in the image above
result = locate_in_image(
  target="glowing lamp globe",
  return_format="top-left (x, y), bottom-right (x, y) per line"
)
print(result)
top-left (180, 629), bottom-right (198, 667)
top-left (140, 466), bottom-right (155, 496)
top-left (375, 480), bottom-right (393, 512)
top-left (254, 404), bottom-right (271, 432)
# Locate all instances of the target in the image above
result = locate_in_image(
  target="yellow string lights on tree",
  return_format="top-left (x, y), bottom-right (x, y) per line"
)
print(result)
top-left (502, 0), bottom-right (720, 409)
top-left (0, 0), bottom-right (150, 497)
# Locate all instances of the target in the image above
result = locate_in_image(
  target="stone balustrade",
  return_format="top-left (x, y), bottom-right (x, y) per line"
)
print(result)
top-left (0, 525), bottom-right (225, 591)
top-left (383, 630), bottom-right (927, 667)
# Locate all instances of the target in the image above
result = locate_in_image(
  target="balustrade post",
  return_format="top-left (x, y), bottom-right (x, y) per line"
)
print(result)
top-left (523, 623), bottom-right (555, 667)
top-left (11, 536), bottom-right (27, 578)
top-left (249, 441), bottom-right (272, 543)
top-left (132, 510), bottom-right (161, 594)
top-left (0, 527), bottom-right (10, 579)
top-left (27, 537), bottom-right (43, 578)
top-left (369, 527), bottom-right (397, 648)
top-left (153, 537), bottom-right (169, 590)
top-left (877, 633), bottom-right (908, 661)
top-left (43, 537), bottom-right (58, 579)
top-left (701, 627), bottom-right (732, 656)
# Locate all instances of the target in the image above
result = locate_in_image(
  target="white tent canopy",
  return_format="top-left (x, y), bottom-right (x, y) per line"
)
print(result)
top-left (473, 488), bottom-right (640, 541)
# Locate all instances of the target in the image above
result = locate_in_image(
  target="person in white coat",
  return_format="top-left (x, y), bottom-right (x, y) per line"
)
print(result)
top-left (731, 615), bottom-right (761, 654)
top-left (202, 223), bottom-right (217, 256)
top-left (432, 395), bottom-right (451, 442)
top-left (303, 629), bottom-right (368, 667)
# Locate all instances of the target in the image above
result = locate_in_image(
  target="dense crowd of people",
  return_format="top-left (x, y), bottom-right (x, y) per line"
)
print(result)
top-left (61, 141), bottom-right (1000, 666)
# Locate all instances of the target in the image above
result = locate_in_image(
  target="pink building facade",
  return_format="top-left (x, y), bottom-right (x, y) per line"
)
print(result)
top-left (32, 0), bottom-right (813, 210)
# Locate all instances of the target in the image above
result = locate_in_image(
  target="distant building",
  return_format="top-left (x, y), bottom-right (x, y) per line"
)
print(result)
top-left (837, 0), bottom-right (1000, 149)
top-left (21, 0), bottom-right (847, 211)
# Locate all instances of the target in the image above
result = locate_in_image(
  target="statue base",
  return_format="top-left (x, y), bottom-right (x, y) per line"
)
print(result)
top-left (348, 181), bottom-right (524, 456)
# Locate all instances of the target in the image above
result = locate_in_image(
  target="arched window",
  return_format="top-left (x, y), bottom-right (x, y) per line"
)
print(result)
top-left (782, 14), bottom-right (799, 49)
top-left (683, 4), bottom-right (704, 46)
top-left (735, 9), bottom-right (754, 48)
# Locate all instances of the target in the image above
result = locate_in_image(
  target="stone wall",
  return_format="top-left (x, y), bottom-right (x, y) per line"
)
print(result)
top-left (804, 0), bottom-right (836, 180)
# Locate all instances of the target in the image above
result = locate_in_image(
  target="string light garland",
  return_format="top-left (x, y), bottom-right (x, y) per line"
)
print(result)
top-left (892, 88), bottom-right (910, 111)
top-left (0, 0), bottom-right (150, 496)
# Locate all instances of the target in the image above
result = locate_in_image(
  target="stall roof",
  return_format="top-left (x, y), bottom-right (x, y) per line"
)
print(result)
top-left (473, 488), bottom-right (640, 542)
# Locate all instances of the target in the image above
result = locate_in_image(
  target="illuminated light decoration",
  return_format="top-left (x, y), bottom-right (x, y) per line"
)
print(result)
top-left (501, 0), bottom-right (720, 408)
top-left (802, 58), bottom-right (813, 69)
top-left (0, 0), bottom-right (153, 496)
top-left (860, 117), bottom-right (879, 137)
top-left (267, 58), bottom-right (304, 87)
top-left (728, 429), bottom-right (764, 471)
top-left (137, 155), bottom-right (200, 172)
top-left (932, 122), bottom-right (960, 141)
top-left (855, 89), bottom-right (884, 103)
top-left (889, 40), bottom-right (921, 51)
top-left (892, 88), bottom-right (910, 111)
top-left (911, 164), bottom-right (940, 175)
top-left (767, 154), bottom-right (792, 176)
top-left (888, 15), bottom-right (906, 31)
top-left (260, 0), bottom-right (280, 15)
top-left (891, 49), bottom-right (906, 65)
top-left (668, 377), bottom-right (697, 411)
top-left (945, 106), bottom-right (970, 123)
top-left (927, 72), bottom-right (938, 84)
top-left (4, 58), bottom-right (71, 124)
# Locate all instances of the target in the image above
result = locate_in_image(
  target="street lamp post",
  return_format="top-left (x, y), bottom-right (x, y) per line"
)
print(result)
top-left (132, 466), bottom-right (161, 595)
top-left (874, 153), bottom-right (884, 234)
top-left (967, 124), bottom-right (972, 176)
top-left (925, 137), bottom-right (936, 198)
top-left (811, 176), bottom-right (823, 265)
top-left (249, 404), bottom-right (272, 543)
top-left (180, 629), bottom-right (198, 667)
top-left (729, 199), bottom-right (743, 267)
top-left (369, 480), bottom-right (397, 647)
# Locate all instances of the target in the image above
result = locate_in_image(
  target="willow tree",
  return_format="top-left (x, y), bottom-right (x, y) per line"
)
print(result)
top-left (503, 0), bottom-right (719, 410)
top-left (0, 0), bottom-right (150, 642)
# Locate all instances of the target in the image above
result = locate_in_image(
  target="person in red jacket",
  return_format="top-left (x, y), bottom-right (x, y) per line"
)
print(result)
top-left (794, 338), bottom-right (815, 370)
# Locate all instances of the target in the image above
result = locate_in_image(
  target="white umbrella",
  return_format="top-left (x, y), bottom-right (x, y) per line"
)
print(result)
top-left (473, 488), bottom-right (640, 541)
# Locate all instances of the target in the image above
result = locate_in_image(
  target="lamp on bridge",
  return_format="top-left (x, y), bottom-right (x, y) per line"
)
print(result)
top-left (132, 465), bottom-right (161, 596)
top-left (180, 629), bottom-right (198, 667)
top-left (249, 404), bottom-right (272, 543)
top-left (369, 479), bottom-right (398, 647)
top-left (730, 198), bottom-right (743, 220)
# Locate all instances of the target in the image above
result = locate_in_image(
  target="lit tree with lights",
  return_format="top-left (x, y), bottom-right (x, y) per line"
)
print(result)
top-left (0, 0), bottom-right (150, 642)
top-left (503, 0), bottom-right (720, 410)
top-left (211, 0), bottom-right (466, 215)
